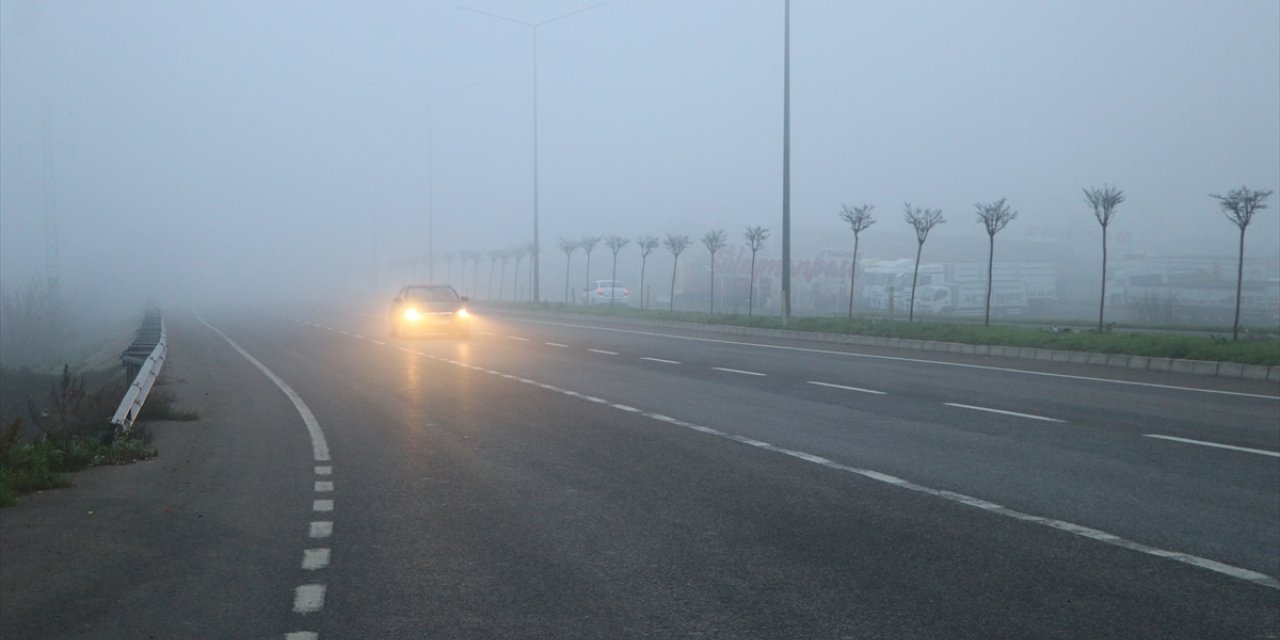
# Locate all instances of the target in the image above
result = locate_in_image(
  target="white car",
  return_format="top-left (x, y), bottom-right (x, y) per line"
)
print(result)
top-left (582, 280), bottom-right (630, 306)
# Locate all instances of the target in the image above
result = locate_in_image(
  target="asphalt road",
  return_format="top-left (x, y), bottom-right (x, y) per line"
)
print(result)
top-left (2, 304), bottom-right (1277, 639)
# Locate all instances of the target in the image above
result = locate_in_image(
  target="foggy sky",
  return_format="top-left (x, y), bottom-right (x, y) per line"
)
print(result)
top-left (2, 0), bottom-right (1278, 306)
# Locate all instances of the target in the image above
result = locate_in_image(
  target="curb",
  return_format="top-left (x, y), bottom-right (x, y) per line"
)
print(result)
top-left (487, 308), bottom-right (1280, 383)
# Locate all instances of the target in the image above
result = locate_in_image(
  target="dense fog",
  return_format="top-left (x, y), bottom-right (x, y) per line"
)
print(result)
top-left (2, 1), bottom-right (1278, 336)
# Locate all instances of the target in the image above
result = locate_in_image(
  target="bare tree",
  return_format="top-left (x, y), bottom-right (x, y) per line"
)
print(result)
top-left (444, 252), bottom-right (457, 283)
top-left (511, 247), bottom-right (525, 302)
top-left (635, 235), bottom-right (659, 310)
top-left (663, 234), bottom-right (690, 312)
top-left (1211, 186), bottom-right (1273, 340)
top-left (838, 204), bottom-right (875, 320)
top-left (486, 250), bottom-right (500, 300)
top-left (701, 230), bottom-right (728, 314)
top-left (605, 235), bottom-right (630, 310)
top-left (743, 226), bottom-right (770, 317)
top-left (904, 203), bottom-right (945, 322)
top-left (496, 249), bottom-right (510, 301)
top-left (580, 235), bottom-right (602, 293)
top-left (558, 237), bottom-right (577, 304)
top-left (975, 198), bottom-right (1018, 326)
top-left (1084, 185), bottom-right (1125, 331)
top-left (471, 251), bottom-right (484, 297)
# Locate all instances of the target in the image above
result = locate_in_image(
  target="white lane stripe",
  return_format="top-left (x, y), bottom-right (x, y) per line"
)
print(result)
top-left (712, 366), bottom-right (766, 377)
top-left (546, 342), bottom-right (569, 347)
top-left (315, 466), bottom-right (332, 476)
top-left (302, 548), bottom-right (330, 570)
top-left (498, 317), bottom-right (1279, 401)
top-left (370, 339), bottom-right (386, 345)
top-left (293, 584), bottom-right (326, 613)
top-left (418, 351), bottom-right (1277, 591)
top-left (313, 499), bottom-right (333, 512)
top-left (309, 522), bottom-right (333, 538)
top-left (807, 380), bottom-right (886, 395)
top-left (1145, 434), bottom-right (1280, 458)
top-left (285, 633), bottom-right (318, 640)
top-left (314, 481), bottom-right (333, 492)
top-left (353, 334), bottom-right (365, 339)
top-left (195, 313), bottom-right (331, 462)
top-left (509, 336), bottom-right (530, 342)
top-left (588, 348), bottom-right (619, 355)
top-left (943, 402), bottom-right (1065, 423)
top-left (641, 357), bottom-right (681, 364)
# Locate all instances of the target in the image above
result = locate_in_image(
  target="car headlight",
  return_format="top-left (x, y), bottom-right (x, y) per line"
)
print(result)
top-left (456, 307), bottom-right (470, 319)
top-left (404, 308), bottom-right (422, 322)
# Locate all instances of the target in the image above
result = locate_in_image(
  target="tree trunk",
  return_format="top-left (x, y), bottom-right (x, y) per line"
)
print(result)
top-left (1233, 225), bottom-right (1246, 340)
top-left (610, 254), bottom-right (618, 310)
top-left (669, 256), bottom-right (679, 312)
top-left (709, 253), bottom-right (716, 314)
top-left (748, 251), bottom-right (757, 317)
top-left (1098, 225), bottom-right (1108, 332)
top-left (909, 241), bottom-right (923, 322)
top-left (847, 234), bottom-right (859, 320)
top-left (564, 255), bottom-right (571, 304)
top-left (985, 234), bottom-right (994, 327)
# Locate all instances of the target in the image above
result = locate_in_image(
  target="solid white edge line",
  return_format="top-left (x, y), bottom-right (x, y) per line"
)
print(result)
top-left (807, 380), bottom-right (887, 395)
top-left (1144, 434), bottom-right (1280, 458)
top-left (495, 317), bottom-right (1279, 401)
top-left (944, 402), bottom-right (1066, 423)
top-left (641, 357), bottom-right (681, 364)
top-left (712, 366), bottom-right (766, 376)
top-left (195, 313), bottom-right (331, 462)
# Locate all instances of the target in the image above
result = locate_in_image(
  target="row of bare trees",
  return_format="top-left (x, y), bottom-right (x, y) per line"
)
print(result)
top-left (459, 185), bottom-right (1269, 337)
top-left (832, 185), bottom-right (1270, 338)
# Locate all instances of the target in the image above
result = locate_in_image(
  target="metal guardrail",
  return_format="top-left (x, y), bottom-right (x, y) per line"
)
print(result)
top-left (111, 307), bottom-right (166, 431)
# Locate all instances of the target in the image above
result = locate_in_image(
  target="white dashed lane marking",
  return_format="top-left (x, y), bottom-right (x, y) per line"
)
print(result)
top-left (588, 348), bottom-right (619, 355)
top-left (315, 481), bottom-right (334, 492)
top-left (509, 336), bottom-right (530, 342)
top-left (302, 549), bottom-right (331, 571)
top-left (807, 380), bottom-right (886, 395)
top-left (313, 500), bottom-right (333, 512)
top-left (309, 522), bottom-right (333, 539)
top-left (711, 367), bottom-right (766, 377)
top-left (546, 342), bottom-right (569, 347)
top-left (1144, 434), bottom-right (1280, 458)
top-left (943, 402), bottom-right (1065, 423)
top-left (641, 357), bottom-right (681, 364)
top-left (293, 585), bottom-right (326, 613)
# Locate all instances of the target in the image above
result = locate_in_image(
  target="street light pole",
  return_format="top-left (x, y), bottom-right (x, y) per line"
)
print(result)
top-left (459, 3), bottom-right (606, 304)
top-left (781, 0), bottom-right (792, 324)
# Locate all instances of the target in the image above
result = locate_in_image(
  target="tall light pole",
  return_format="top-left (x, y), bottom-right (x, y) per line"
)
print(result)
top-left (460, 3), bottom-right (606, 303)
top-left (781, 0), bottom-right (792, 324)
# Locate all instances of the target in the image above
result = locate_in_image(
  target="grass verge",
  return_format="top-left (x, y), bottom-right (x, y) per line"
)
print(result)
top-left (0, 366), bottom-right (170, 507)
top-left (486, 302), bottom-right (1280, 366)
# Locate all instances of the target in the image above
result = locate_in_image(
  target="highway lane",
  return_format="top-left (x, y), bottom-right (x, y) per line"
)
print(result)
top-left (196, 303), bottom-right (1278, 638)
top-left (304, 305), bottom-right (1280, 576)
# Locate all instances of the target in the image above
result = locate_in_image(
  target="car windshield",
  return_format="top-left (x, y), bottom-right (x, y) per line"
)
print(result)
top-left (406, 287), bottom-right (457, 302)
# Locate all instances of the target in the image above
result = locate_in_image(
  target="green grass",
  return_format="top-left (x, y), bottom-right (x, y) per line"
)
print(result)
top-left (0, 419), bottom-right (157, 507)
top-left (484, 302), bottom-right (1280, 366)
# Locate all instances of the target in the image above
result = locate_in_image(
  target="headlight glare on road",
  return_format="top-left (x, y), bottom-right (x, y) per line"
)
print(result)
top-left (404, 308), bottom-right (422, 322)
